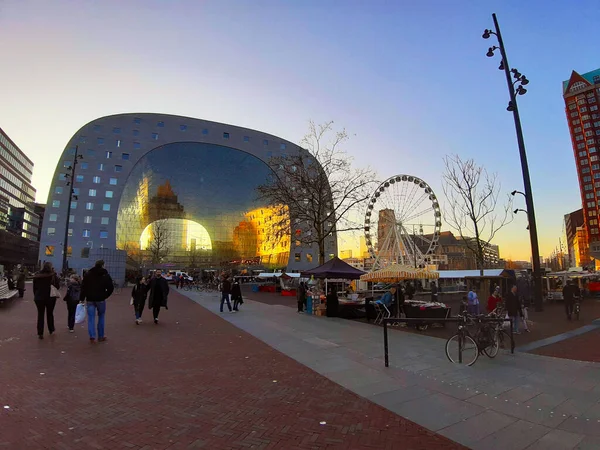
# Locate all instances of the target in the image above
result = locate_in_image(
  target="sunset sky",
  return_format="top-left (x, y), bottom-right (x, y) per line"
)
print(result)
top-left (1, 0), bottom-right (599, 261)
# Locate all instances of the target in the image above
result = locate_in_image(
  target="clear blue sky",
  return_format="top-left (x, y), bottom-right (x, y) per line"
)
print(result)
top-left (1, 0), bottom-right (598, 260)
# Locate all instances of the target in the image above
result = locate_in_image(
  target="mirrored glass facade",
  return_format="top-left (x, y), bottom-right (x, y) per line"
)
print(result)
top-left (116, 142), bottom-right (290, 268)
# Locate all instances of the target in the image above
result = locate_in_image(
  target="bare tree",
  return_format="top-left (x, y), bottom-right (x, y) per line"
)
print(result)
top-left (148, 219), bottom-right (171, 264)
top-left (257, 120), bottom-right (377, 265)
top-left (442, 155), bottom-right (513, 275)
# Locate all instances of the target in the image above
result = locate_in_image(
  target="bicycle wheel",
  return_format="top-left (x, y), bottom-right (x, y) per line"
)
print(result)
top-left (445, 334), bottom-right (479, 366)
top-left (483, 330), bottom-right (500, 358)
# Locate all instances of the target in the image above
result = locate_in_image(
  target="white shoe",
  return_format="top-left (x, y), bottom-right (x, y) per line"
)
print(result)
top-left (230, 310), bottom-right (236, 313)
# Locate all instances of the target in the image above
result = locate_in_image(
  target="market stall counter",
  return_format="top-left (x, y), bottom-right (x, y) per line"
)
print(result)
top-left (402, 300), bottom-right (451, 331)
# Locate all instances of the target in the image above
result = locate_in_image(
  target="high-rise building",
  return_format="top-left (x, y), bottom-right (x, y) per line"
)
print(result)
top-left (0, 127), bottom-right (40, 269)
top-left (563, 68), bottom-right (600, 258)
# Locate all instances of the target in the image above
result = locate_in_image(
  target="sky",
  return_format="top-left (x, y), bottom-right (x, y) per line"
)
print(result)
top-left (1, 0), bottom-right (599, 261)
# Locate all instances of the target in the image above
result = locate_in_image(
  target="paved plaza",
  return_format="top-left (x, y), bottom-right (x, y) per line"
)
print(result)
top-left (0, 287), bottom-right (464, 450)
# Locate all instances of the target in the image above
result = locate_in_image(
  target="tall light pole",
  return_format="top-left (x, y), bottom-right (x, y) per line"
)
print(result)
top-left (483, 13), bottom-right (543, 312)
top-left (62, 146), bottom-right (83, 275)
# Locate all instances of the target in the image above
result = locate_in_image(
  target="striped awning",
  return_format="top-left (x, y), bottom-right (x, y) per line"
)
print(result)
top-left (360, 264), bottom-right (440, 282)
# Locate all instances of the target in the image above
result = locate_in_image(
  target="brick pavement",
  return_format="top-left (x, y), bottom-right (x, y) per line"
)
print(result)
top-left (0, 287), bottom-right (466, 449)
top-left (531, 328), bottom-right (600, 363)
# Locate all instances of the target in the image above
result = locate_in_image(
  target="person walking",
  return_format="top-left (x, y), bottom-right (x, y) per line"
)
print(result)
top-left (17, 269), bottom-right (26, 298)
top-left (504, 284), bottom-right (521, 334)
top-left (231, 279), bottom-right (243, 311)
top-left (562, 279), bottom-right (580, 321)
top-left (32, 262), bottom-right (60, 339)
top-left (148, 270), bottom-right (169, 324)
top-left (467, 287), bottom-right (480, 315)
top-left (64, 274), bottom-right (82, 332)
top-left (326, 287), bottom-right (339, 317)
top-left (81, 260), bottom-right (114, 343)
top-left (487, 286), bottom-right (502, 314)
top-left (220, 275), bottom-right (233, 313)
top-left (131, 276), bottom-right (149, 324)
top-left (297, 281), bottom-right (306, 313)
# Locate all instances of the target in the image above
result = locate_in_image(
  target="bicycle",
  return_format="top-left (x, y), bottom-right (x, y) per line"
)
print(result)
top-left (445, 313), bottom-right (479, 366)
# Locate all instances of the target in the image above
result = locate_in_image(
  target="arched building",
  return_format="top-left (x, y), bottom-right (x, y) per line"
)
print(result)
top-left (40, 114), bottom-right (337, 279)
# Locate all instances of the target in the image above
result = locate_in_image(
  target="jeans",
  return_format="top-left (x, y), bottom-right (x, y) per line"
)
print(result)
top-left (35, 298), bottom-right (56, 336)
top-left (67, 300), bottom-right (78, 329)
top-left (233, 298), bottom-right (242, 311)
top-left (565, 300), bottom-right (574, 318)
top-left (87, 301), bottom-right (106, 339)
top-left (220, 292), bottom-right (232, 312)
top-left (153, 302), bottom-right (161, 320)
top-left (510, 315), bottom-right (519, 333)
top-left (134, 299), bottom-right (145, 320)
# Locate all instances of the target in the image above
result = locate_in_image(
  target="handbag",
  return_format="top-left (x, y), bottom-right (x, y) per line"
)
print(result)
top-left (130, 297), bottom-right (134, 306)
top-left (75, 303), bottom-right (87, 324)
top-left (50, 284), bottom-right (61, 299)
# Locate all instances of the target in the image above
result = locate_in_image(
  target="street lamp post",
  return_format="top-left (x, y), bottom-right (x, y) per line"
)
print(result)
top-left (61, 146), bottom-right (83, 275)
top-left (483, 13), bottom-right (544, 312)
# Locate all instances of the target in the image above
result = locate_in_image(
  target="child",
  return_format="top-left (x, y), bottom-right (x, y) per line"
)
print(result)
top-left (65, 275), bottom-right (82, 332)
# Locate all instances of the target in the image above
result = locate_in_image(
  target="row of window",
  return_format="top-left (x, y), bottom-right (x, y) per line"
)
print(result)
top-left (47, 227), bottom-right (109, 239)
top-left (55, 188), bottom-right (113, 198)
top-left (59, 172), bottom-right (121, 183)
top-left (0, 134), bottom-right (33, 174)
top-left (48, 214), bottom-right (110, 225)
top-left (294, 252), bottom-right (313, 263)
top-left (51, 200), bottom-right (112, 211)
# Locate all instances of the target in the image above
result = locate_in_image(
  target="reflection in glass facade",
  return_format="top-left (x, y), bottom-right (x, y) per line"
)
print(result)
top-left (116, 142), bottom-right (290, 268)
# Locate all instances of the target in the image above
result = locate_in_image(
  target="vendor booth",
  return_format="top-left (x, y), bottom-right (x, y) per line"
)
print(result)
top-left (301, 257), bottom-right (366, 316)
top-left (360, 264), bottom-right (448, 329)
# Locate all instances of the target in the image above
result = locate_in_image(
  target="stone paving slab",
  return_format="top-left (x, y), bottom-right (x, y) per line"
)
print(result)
top-left (184, 290), bottom-right (600, 449)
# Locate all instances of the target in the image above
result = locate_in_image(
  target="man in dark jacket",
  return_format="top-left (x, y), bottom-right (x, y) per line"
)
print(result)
top-left (149, 270), bottom-right (169, 324)
top-left (562, 280), bottom-right (580, 320)
top-left (220, 275), bottom-right (233, 313)
top-left (504, 284), bottom-right (521, 334)
top-left (81, 260), bottom-right (114, 343)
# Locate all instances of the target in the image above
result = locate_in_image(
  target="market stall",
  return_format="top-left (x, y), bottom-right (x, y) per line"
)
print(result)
top-left (360, 264), bottom-right (448, 329)
top-left (301, 257), bottom-right (366, 316)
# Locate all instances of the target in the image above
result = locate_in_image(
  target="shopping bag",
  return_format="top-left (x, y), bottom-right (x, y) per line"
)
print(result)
top-left (130, 297), bottom-right (134, 306)
top-left (503, 313), bottom-right (510, 331)
top-left (50, 284), bottom-right (61, 299)
top-left (75, 303), bottom-right (87, 324)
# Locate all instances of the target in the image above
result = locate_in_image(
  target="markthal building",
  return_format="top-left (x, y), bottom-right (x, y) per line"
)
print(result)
top-left (40, 114), bottom-right (337, 282)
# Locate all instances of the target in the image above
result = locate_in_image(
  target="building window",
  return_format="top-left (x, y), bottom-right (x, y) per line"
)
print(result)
top-left (280, 143), bottom-right (287, 150)
top-left (134, 117), bottom-right (141, 125)
top-left (295, 240), bottom-right (301, 247)
top-left (89, 189), bottom-right (97, 197)
top-left (581, 159), bottom-right (589, 165)
top-left (71, 201), bottom-right (77, 209)
top-left (223, 132), bottom-right (230, 139)
top-left (263, 139), bottom-right (268, 146)
top-left (585, 123), bottom-right (593, 129)
top-left (294, 253), bottom-right (301, 262)
top-left (58, 173), bottom-right (66, 181)
top-left (52, 200), bottom-right (60, 208)
top-left (116, 140), bottom-right (121, 148)
top-left (180, 125), bottom-right (187, 131)
top-left (47, 228), bottom-right (56, 237)
top-left (80, 162), bottom-right (89, 169)
top-left (63, 160), bottom-right (72, 168)
top-left (97, 137), bottom-right (104, 145)
top-left (133, 130), bottom-right (139, 136)
top-left (83, 229), bottom-right (91, 238)
top-left (115, 165), bottom-right (122, 172)
top-left (586, 131), bottom-right (594, 137)
top-left (87, 149), bottom-right (95, 157)
top-left (105, 190), bottom-right (113, 198)
top-left (306, 253), bottom-right (313, 263)
top-left (122, 153), bottom-right (130, 160)
top-left (134, 142), bottom-right (141, 149)
top-left (593, 164), bottom-right (600, 170)
top-left (93, 124), bottom-right (101, 132)
top-left (100, 231), bottom-right (108, 239)
top-left (590, 147), bottom-right (597, 153)
top-left (76, 175), bottom-right (84, 182)
top-left (202, 128), bottom-right (208, 135)
top-left (93, 176), bottom-right (101, 184)
top-left (243, 136), bottom-right (250, 142)
top-left (49, 213), bottom-right (58, 222)
top-left (575, 127), bottom-right (582, 133)
top-left (55, 187), bottom-right (63, 194)
top-left (102, 204), bottom-right (110, 211)
top-left (86, 202), bottom-right (94, 210)
top-left (98, 163), bottom-right (105, 171)
top-left (592, 105), bottom-right (599, 111)
top-left (106, 151), bottom-right (112, 159)
top-left (109, 178), bottom-right (117, 185)
top-left (592, 155), bottom-right (599, 162)
top-left (101, 217), bottom-right (109, 225)
top-left (157, 121), bottom-right (164, 127)
top-left (113, 127), bottom-right (121, 134)
top-left (579, 151), bottom-right (587, 157)
top-left (585, 184), bottom-right (593, 191)
top-left (152, 133), bottom-right (159, 140)
top-left (69, 214), bottom-right (74, 223)
top-left (84, 216), bottom-right (92, 224)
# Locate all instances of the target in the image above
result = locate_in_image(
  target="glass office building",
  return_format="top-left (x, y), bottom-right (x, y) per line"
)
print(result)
top-left (40, 114), bottom-right (336, 276)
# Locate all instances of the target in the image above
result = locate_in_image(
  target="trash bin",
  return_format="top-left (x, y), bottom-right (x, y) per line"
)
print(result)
top-left (306, 295), bottom-right (313, 315)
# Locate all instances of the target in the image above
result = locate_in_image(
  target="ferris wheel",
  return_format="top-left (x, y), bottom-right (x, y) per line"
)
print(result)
top-left (364, 174), bottom-right (442, 270)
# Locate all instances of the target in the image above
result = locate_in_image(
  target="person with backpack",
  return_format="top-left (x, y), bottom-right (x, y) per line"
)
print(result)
top-left (81, 260), bottom-right (114, 343)
top-left (64, 274), bottom-right (82, 332)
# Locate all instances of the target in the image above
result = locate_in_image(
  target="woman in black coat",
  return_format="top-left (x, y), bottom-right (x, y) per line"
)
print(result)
top-left (326, 287), bottom-right (339, 317)
top-left (132, 276), bottom-right (149, 324)
top-left (32, 262), bottom-right (60, 339)
top-left (148, 270), bottom-right (169, 324)
top-left (231, 280), bottom-right (243, 311)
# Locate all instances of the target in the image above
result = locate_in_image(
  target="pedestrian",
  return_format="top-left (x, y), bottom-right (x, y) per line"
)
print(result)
top-left (562, 279), bottom-right (580, 321)
top-left (32, 262), bottom-right (60, 339)
top-left (504, 284), bottom-right (521, 334)
top-left (467, 287), bottom-right (480, 315)
top-left (220, 275), bottom-right (233, 313)
top-left (231, 279), bottom-right (243, 311)
top-left (297, 281), bottom-right (306, 313)
top-left (64, 274), bottom-right (82, 332)
top-left (81, 260), bottom-right (114, 343)
top-left (326, 286), bottom-right (339, 317)
top-left (487, 286), bottom-right (502, 314)
top-left (17, 269), bottom-right (26, 298)
top-left (131, 276), bottom-right (149, 324)
top-left (430, 281), bottom-right (439, 303)
top-left (148, 270), bottom-right (169, 324)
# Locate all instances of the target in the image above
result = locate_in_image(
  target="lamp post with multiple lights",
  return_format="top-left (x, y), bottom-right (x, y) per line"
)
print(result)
top-left (61, 146), bottom-right (83, 275)
top-left (483, 13), bottom-right (543, 312)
